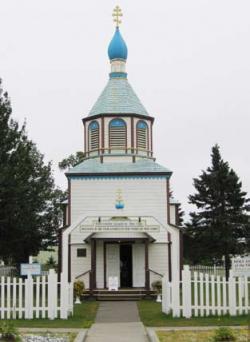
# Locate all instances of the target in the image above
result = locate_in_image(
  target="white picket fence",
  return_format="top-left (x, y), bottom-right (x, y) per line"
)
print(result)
top-left (0, 269), bottom-right (73, 319)
top-left (190, 265), bottom-right (225, 277)
top-left (162, 265), bottom-right (250, 318)
top-left (0, 266), bottom-right (16, 277)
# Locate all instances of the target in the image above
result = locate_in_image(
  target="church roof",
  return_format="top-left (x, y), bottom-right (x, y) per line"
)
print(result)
top-left (66, 158), bottom-right (172, 176)
top-left (88, 78), bottom-right (149, 117)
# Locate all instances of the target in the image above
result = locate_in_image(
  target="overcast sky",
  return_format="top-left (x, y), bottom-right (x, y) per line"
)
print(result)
top-left (1, 0), bottom-right (249, 217)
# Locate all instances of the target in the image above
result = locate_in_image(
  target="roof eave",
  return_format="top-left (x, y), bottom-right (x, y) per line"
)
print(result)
top-left (82, 113), bottom-right (155, 123)
top-left (168, 223), bottom-right (184, 231)
top-left (66, 171), bottom-right (172, 178)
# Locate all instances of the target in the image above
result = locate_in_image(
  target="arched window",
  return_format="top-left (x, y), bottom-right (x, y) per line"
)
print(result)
top-left (109, 118), bottom-right (126, 149)
top-left (88, 121), bottom-right (99, 151)
top-left (136, 120), bottom-right (148, 150)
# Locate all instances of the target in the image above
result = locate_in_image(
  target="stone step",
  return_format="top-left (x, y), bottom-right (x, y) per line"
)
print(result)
top-left (96, 293), bottom-right (146, 300)
top-left (97, 297), bottom-right (143, 301)
top-left (85, 289), bottom-right (156, 294)
top-left (82, 289), bottom-right (156, 301)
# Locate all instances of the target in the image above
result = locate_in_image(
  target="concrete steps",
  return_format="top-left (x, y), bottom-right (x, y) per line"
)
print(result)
top-left (83, 289), bottom-right (156, 301)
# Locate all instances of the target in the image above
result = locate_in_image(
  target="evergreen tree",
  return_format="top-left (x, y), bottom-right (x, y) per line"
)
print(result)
top-left (58, 151), bottom-right (85, 171)
top-left (0, 80), bottom-right (64, 264)
top-left (177, 205), bottom-right (184, 226)
top-left (185, 145), bottom-right (250, 278)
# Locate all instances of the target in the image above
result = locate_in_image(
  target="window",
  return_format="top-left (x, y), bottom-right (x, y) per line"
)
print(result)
top-left (109, 118), bottom-right (126, 149)
top-left (88, 121), bottom-right (99, 151)
top-left (77, 248), bottom-right (87, 257)
top-left (136, 120), bottom-right (148, 150)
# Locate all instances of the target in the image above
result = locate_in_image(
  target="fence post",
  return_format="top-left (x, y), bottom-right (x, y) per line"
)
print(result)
top-left (162, 274), bottom-right (171, 314)
top-left (69, 281), bottom-right (74, 315)
top-left (25, 273), bottom-right (33, 319)
top-left (60, 272), bottom-right (69, 319)
top-left (229, 270), bottom-right (236, 316)
top-left (48, 269), bottom-right (57, 320)
top-left (182, 265), bottom-right (192, 318)
top-left (172, 274), bottom-right (180, 317)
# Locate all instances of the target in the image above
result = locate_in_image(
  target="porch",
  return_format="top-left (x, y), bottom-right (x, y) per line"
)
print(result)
top-left (75, 233), bottom-right (163, 296)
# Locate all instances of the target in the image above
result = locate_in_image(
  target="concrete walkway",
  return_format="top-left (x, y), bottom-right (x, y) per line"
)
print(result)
top-left (85, 301), bottom-right (149, 342)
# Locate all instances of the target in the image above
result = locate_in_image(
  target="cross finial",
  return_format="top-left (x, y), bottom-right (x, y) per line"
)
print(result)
top-left (112, 5), bottom-right (123, 27)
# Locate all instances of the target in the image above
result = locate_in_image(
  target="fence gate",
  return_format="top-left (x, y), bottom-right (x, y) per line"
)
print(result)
top-left (0, 269), bottom-right (73, 319)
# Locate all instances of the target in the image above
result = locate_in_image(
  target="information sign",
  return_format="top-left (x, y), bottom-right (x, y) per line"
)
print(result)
top-left (20, 263), bottom-right (41, 276)
top-left (108, 276), bottom-right (119, 291)
top-left (79, 219), bottom-right (160, 233)
top-left (231, 257), bottom-right (250, 277)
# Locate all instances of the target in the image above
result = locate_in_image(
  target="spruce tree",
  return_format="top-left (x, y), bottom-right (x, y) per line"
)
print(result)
top-left (0, 80), bottom-right (64, 264)
top-left (185, 144), bottom-right (250, 279)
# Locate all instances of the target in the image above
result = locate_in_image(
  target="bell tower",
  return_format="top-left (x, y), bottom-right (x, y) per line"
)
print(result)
top-left (82, 6), bottom-right (154, 163)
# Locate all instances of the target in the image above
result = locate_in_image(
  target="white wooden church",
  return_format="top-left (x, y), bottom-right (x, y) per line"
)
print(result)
top-left (60, 9), bottom-right (182, 296)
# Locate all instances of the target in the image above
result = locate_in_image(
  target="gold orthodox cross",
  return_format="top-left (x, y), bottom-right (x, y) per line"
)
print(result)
top-left (112, 6), bottom-right (123, 27)
top-left (116, 188), bottom-right (123, 202)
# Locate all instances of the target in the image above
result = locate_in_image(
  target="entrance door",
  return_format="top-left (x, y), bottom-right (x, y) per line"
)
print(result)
top-left (120, 244), bottom-right (132, 288)
top-left (106, 244), bottom-right (120, 287)
top-left (132, 243), bottom-right (145, 287)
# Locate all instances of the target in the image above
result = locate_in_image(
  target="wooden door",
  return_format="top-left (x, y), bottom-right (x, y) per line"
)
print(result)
top-left (132, 243), bottom-right (145, 287)
top-left (106, 244), bottom-right (120, 287)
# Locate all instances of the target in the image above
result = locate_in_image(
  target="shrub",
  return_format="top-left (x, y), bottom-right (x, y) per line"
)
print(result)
top-left (73, 280), bottom-right (85, 298)
top-left (212, 327), bottom-right (236, 342)
top-left (43, 256), bottom-right (58, 271)
top-left (151, 280), bottom-right (162, 294)
top-left (0, 322), bottom-right (20, 341)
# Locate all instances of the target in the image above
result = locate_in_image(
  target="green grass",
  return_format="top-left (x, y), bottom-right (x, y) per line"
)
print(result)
top-left (137, 300), bottom-right (250, 327)
top-left (157, 329), bottom-right (249, 342)
top-left (1, 301), bottom-right (99, 329)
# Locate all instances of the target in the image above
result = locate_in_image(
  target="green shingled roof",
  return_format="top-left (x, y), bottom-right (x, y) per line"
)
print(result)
top-left (67, 158), bottom-right (172, 175)
top-left (88, 78), bottom-right (149, 117)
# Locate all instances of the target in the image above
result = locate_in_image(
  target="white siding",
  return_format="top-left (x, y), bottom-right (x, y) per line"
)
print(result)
top-left (168, 225), bottom-right (180, 282)
top-left (170, 204), bottom-right (177, 225)
top-left (103, 156), bottom-right (133, 163)
top-left (71, 244), bottom-right (91, 288)
top-left (66, 173), bottom-right (181, 286)
top-left (70, 177), bottom-right (169, 243)
top-left (149, 243), bottom-right (168, 287)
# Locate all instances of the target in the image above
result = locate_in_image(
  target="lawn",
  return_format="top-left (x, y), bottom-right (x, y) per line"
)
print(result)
top-left (1, 301), bottom-right (99, 328)
top-left (137, 300), bottom-right (250, 327)
top-left (157, 329), bottom-right (249, 342)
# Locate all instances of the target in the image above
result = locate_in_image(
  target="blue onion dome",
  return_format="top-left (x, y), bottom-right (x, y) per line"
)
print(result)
top-left (108, 27), bottom-right (128, 60)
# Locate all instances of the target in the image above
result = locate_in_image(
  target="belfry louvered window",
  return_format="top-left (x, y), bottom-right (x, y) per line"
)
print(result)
top-left (109, 119), bottom-right (126, 149)
top-left (88, 121), bottom-right (99, 151)
top-left (136, 120), bottom-right (148, 150)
